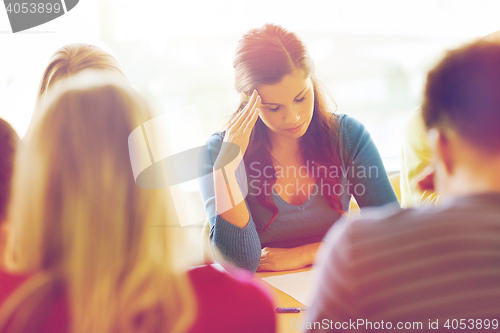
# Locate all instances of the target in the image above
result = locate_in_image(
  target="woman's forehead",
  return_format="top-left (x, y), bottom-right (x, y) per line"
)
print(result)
top-left (258, 71), bottom-right (312, 105)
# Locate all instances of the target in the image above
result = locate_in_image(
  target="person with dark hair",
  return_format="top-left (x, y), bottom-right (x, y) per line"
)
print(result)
top-left (400, 31), bottom-right (500, 209)
top-left (199, 23), bottom-right (398, 273)
top-left (0, 118), bottom-right (18, 268)
top-left (305, 39), bottom-right (500, 332)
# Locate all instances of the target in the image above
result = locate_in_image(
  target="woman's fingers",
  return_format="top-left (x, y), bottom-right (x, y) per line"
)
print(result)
top-left (243, 105), bottom-right (260, 135)
top-left (227, 91), bottom-right (255, 128)
top-left (230, 90), bottom-right (259, 130)
top-left (241, 95), bottom-right (260, 129)
top-left (222, 90), bottom-right (260, 157)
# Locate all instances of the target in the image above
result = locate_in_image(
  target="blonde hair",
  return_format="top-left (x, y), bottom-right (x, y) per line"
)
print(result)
top-left (30, 43), bottom-right (125, 132)
top-left (0, 71), bottom-right (196, 333)
top-left (38, 43), bottom-right (124, 96)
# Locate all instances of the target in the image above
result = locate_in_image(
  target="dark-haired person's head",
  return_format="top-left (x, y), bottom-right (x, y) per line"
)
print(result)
top-left (231, 24), bottom-right (344, 228)
top-left (232, 24), bottom-right (332, 137)
top-left (0, 118), bottom-right (18, 267)
top-left (233, 23), bottom-right (314, 94)
top-left (422, 40), bottom-right (500, 195)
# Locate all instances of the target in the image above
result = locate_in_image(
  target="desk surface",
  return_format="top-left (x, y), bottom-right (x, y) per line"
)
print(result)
top-left (256, 267), bottom-right (311, 333)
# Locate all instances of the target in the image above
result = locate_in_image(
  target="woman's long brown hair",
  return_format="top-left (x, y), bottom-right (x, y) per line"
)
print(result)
top-left (230, 23), bottom-right (346, 231)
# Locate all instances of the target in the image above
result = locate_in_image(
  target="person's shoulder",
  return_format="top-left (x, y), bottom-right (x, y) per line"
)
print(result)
top-left (332, 113), bottom-right (371, 160)
top-left (320, 206), bottom-right (433, 269)
top-left (188, 265), bottom-right (275, 333)
top-left (326, 203), bottom-right (459, 247)
top-left (334, 113), bottom-right (367, 137)
top-left (352, 204), bottom-right (441, 229)
top-left (0, 271), bottom-right (69, 333)
top-left (188, 264), bottom-right (272, 302)
top-left (0, 270), bottom-right (31, 306)
top-left (320, 197), bottom-right (500, 279)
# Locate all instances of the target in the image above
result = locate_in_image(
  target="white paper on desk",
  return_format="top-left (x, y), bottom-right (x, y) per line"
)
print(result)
top-left (261, 270), bottom-right (317, 307)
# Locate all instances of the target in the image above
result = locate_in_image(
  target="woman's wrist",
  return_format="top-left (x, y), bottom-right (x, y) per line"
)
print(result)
top-left (298, 242), bottom-right (321, 267)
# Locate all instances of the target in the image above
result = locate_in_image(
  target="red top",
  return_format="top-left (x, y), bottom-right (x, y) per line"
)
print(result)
top-left (0, 265), bottom-right (276, 333)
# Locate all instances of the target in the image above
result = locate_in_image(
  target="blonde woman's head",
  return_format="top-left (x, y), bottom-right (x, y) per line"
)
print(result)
top-left (4, 70), bottom-right (195, 333)
top-left (38, 43), bottom-right (124, 98)
top-left (30, 44), bottom-right (125, 132)
top-left (17, 71), bottom-right (153, 269)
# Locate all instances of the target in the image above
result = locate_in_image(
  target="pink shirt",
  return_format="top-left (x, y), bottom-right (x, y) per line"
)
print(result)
top-left (0, 265), bottom-right (275, 333)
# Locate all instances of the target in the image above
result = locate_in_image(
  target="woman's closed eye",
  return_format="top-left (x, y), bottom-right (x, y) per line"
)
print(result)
top-left (268, 97), bottom-right (306, 112)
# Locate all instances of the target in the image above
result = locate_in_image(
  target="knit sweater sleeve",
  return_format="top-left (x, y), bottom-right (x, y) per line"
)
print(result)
top-left (198, 133), bottom-right (262, 273)
top-left (338, 115), bottom-right (399, 208)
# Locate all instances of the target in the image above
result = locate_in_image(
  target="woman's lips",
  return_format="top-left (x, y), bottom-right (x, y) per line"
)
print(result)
top-left (284, 122), bottom-right (304, 133)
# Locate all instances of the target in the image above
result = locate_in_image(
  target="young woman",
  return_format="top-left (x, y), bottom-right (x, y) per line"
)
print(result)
top-left (0, 71), bottom-right (275, 332)
top-left (2, 44), bottom-right (119, 268)
top-left (199, 23), bottom-right (399, 273)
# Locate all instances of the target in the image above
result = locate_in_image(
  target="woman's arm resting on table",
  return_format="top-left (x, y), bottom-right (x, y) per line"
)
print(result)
top-left (257, 242), bottom-right (321, 272)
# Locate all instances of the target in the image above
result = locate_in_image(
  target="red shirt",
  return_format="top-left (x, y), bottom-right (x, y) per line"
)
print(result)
top-left (0, 265), bottom-right (276, 333)
top-left (187, 265), bottom-right (276, 333)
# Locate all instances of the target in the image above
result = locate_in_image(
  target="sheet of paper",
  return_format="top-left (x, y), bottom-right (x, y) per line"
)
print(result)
top-left (261, 270), bottom-right (317, 307)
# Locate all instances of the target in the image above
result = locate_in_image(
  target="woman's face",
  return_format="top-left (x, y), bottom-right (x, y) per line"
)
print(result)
top-left (257, 70), bottom-right (314, 141)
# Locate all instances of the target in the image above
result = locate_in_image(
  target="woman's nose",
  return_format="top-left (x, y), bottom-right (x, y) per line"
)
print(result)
top-left (283, 107), bottom-right (300, 124)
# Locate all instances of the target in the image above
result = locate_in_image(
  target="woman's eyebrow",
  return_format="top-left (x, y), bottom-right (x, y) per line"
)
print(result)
top-left (261, 87), bottom-right (307, 105)
top-left (294, 87), bottom-right (307, 99)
